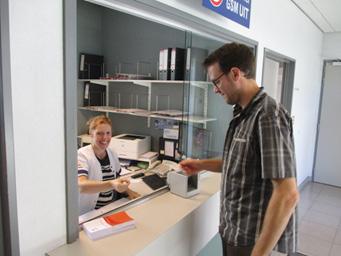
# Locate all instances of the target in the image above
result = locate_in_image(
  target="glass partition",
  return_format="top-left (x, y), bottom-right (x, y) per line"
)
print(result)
top-left (75, 0), bottom-right (257, 226)
top-left (181, 33), bottom-right (233, 160)
top-left (77, 0), bottom-right (190, 223)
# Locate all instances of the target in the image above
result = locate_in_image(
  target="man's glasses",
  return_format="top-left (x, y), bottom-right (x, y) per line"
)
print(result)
top-left (211, 72), bottom-right (225, 87)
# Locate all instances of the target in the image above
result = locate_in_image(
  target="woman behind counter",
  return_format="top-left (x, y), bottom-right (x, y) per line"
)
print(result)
top-left (78, 115), bottom-right (139, 215)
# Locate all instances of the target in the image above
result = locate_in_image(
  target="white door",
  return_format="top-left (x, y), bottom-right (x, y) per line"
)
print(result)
top-left (263, 57), bottom-right (284, 102)
top-left (314, 62), bottom-right (341, 187)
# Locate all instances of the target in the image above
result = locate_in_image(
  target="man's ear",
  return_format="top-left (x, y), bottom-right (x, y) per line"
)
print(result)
top-left (230, 67), bottom-right (241, 81)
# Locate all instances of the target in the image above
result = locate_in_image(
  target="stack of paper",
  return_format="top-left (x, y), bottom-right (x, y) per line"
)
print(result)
top-left (151, 109), bottom-right (185, 117)
top-left (82, 211), bottom-right (135, 240)
top-left (140, 151), bottom-right (158, 159)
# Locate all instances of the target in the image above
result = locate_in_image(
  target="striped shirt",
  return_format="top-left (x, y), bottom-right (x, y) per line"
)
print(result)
top-left (78, 152), bottom-right (122, 209)
top-left (219, 88), bottom-right (297, 254)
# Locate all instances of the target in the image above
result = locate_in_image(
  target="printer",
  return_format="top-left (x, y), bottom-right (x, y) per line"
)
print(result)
top-left (109, 134), bottom-right (151, 159)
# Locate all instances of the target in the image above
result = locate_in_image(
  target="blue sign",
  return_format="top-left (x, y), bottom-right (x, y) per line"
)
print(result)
top-left (202, 0), bottom-right (251, 28)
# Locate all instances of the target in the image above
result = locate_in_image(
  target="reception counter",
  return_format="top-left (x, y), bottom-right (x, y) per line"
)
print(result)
top-left (48, 172), bottom-right (221, 256)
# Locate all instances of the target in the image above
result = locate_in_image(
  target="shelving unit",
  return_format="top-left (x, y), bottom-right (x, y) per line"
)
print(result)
top-left (79, 79), bottom-right (216, 127)
top-left (78, 106), bottom-right (216, 123)
top-left (76, 2), bottom-right (229, 160)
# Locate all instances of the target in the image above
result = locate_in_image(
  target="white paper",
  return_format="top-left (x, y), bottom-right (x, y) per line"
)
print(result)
top-left (164, 141), bottom-right (174, 157)
top-left (120, 167), bottom-right (132, 176)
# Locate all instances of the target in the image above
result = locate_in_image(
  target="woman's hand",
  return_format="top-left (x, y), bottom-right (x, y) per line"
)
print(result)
top-left (126, 188), bottom-right (141, 200)
top-left (111, 178), bottom-right (130, 193)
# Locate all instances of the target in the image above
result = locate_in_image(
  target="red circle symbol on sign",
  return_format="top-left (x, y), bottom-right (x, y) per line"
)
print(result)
top-left (209, 0), bottom-right (223, 7)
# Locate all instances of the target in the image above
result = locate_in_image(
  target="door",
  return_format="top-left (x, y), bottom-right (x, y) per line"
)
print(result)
top-left (262, 49), bottom-right (295, 114)
top-left (314, 61), bottom-right (341, 187)
top-left (263, 58), bottom-right (284, 102)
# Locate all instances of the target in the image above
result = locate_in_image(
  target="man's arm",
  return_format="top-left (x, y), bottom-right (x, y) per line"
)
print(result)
top-left (251, 177), bottom-right (299, 256)
top-left (198, 159), bottom-right (223, 172)
top-left (179, 158), bottom-right (223, 175)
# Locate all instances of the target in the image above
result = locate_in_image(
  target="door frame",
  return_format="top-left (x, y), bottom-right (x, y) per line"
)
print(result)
top-left (262, 48), bottom-right (296, 114)
top-left (312, 59), bottom-right (341, 182)
top-left (0, 0), bottom-right (20, 255)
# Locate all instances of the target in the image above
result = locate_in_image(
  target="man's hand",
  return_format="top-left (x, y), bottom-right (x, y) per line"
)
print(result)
top-left (179, 158), bottom-right (223, 174)
top-left (179, 159), bottom-right (203, 175)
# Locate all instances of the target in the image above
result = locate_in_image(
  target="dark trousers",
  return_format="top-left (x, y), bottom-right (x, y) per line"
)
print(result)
top-left (222, 243), bottom-right (254, 256)
top-left (222, 242), bottom-right (298, 256)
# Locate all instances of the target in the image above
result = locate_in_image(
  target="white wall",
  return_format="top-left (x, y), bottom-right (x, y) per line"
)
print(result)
top-left (9, 0), bottom-right (66, 255)
top-left (152, 0), bottom-right (324, 185)
top-left (322, 32), bottom-right (341, 59)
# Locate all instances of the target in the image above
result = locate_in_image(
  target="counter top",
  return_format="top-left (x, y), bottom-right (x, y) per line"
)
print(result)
top-left (48, 172), bottom-right (221, 256)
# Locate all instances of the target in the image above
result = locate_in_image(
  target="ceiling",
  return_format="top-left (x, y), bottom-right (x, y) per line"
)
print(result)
top-left (291, 0), bottom-right (341, 33)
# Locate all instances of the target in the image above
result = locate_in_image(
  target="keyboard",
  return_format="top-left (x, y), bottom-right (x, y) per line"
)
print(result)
top-left (142, 174), bottom-right (167, 190)
top-left (151, 163), bottom-right (172, 177)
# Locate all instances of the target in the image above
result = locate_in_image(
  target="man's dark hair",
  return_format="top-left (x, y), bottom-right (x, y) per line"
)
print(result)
top-left (203, 42), bottom-right (255, 79)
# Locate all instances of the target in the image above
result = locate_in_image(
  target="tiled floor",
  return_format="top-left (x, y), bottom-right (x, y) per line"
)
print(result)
top-left (297, 181), bottom-right (341, 256)
top-left (200, 181), bottom-right (341, 256)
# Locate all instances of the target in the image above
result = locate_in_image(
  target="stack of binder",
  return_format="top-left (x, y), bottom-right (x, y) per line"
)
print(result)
top-left (158, 47), bottom-right (208, 81)
top-left (79, 53), bottom-right (104, 79)
top-left (170, 48), bottom-right (186, 80)
top-left (83, 82), bottom-right (106, 106)
top-left (158, 48), bottom-right (170, 80)
top-left (159, 48), bottom-right (186, 80)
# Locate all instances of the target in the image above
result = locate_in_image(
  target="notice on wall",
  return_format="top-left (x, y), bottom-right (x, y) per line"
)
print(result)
top-left (202, 0), bottom-right (251, 28)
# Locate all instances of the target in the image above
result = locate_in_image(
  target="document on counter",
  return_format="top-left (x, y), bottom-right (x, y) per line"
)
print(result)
top-left (83, 211), bottom-right (136, 240)
top-left (79, 197), bottom-right (130, 225)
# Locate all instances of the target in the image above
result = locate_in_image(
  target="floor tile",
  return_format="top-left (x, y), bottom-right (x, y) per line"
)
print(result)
top-left (299, 188), bottom-right (320, 203)
top-left (298, 206), bottom-right (309, 223)
top-left (315, 193), bottom-right (341, 208)
top-left (271, 251), bottom-right (286, 255)
top-left (301, 182), bottom-right (325, 195)
top-left (298, 193), bottom-right (315, 208)
top-left (334, 229), bottom-right (341, 245)
top-left (295, 182), bottom-right (341, 256)
top-left (298, 232), bottom-right (332, 256)
top-left (329, 244), bottom-right (341, 256)
top-left (271, 251), bottom-right (306, 255)
top-left (299, 220), bottom-right (337, 242)
top-left (320, 186), bottom-right (341, 199)
top-left (302, 209), bottom-right (341, 228)
top-left (309, 200), bottom-right (341, 218)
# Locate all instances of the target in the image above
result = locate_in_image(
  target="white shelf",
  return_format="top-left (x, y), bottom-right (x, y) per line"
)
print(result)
top-left (78, 79), bottom-right (212, 89)
top-left (78, 79), bottom-right (214, 127)
top-left (78, 106), bottom-right (216, 124)
top-left (78, 106), bottom-right (151, 117)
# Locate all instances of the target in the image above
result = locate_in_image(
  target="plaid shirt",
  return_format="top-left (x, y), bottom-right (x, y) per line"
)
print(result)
top-left (219, 88), bottom-right (297, 253)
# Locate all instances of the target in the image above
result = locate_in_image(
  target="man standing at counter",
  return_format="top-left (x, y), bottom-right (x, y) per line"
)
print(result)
top-left (180, 43), bottom-right (298, 256)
